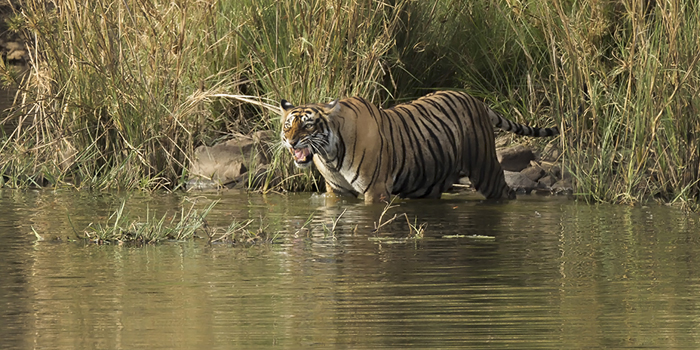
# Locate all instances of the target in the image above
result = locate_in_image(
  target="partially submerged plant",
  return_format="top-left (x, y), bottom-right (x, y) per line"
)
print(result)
top-left (321, 208), bottom-right (346, 238)
top-left (372, 197), bottom-right (427, 239)
top-left (83, 200), bottom-right (218, 244)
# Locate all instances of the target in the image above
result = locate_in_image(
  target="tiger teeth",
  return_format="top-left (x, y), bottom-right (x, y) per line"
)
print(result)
top-left (293, 147), bottom-right (311, 162)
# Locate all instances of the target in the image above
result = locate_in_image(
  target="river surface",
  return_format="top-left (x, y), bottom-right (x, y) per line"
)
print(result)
top-left (1, 189), bottom-right (699, 349)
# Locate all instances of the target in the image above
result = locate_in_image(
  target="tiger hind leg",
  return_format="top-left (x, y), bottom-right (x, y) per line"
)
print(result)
top-left (468, 162), bottom-right (516, 200)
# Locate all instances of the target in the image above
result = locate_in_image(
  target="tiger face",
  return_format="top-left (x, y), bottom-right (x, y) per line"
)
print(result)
top-left (280, 99), bottom-right (338, 168)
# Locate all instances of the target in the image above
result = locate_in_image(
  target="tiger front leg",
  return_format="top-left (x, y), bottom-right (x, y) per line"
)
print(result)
top-left (324, 181), bottom-right (358, 199)
top-left (362, 181), bottom-right (392, 204)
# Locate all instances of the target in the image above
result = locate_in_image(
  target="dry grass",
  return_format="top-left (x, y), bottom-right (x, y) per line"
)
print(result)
top-left (1, 0), bottom-right (699, 208)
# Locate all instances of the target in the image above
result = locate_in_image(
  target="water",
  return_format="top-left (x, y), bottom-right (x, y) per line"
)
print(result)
top-left (1, 189), bottom-right (699, 349)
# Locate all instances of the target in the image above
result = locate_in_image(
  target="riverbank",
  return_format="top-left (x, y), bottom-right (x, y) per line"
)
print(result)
top-left (1, 0), bottom-right (698, 209)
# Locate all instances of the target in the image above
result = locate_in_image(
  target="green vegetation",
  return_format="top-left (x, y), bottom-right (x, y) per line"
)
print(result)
top-left (1, 0), bottom-right (699, 208)
top-left (76, 198), bottom-right (424, 245)
top-left (82, 200), bottom-right (220, 244)
top-left (79, 199), bottom-right (285, 245)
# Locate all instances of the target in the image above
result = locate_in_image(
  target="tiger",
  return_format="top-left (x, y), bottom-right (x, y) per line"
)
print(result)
top-left (280, 90), bottom-right (559, 203)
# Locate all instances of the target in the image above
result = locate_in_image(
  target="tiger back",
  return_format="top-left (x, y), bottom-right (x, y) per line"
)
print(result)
top-left (280, 90), bottom-right (559, 203)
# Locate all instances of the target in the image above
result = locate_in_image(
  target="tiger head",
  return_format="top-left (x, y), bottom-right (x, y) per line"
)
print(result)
top-left (280, 99), bottom-right (340, 168)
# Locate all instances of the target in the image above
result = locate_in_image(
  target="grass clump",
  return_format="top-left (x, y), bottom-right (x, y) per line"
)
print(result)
top-left (551, 0), bottom-right (700, 207)
top-left (1, 0), bottom-right (259, 190)
top-left (83, 200), bottom-right (218, 244)
top-left (371, 197), bottom-right (426, 241)
top-left (82, 199), bottom-right (282, 245)
top-left (79, 198), bottom-right (427, 245)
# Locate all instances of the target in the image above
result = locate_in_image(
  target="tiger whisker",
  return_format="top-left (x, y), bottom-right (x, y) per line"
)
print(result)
top-left (309, 139), bottom-right (328, 158)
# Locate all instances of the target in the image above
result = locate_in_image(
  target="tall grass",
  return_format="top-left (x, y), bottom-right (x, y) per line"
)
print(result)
top-left (2, 0), bottom-right (253, 189)
top-left (224, 0), bottom-right (411, 191)
top-left (1, 0), bottom-right (699, 207)
top-left (545, 0), bottom-right (700, 206)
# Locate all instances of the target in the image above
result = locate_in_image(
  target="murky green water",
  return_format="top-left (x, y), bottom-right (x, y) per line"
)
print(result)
top-left (1, 189), bottom-right (699, 349)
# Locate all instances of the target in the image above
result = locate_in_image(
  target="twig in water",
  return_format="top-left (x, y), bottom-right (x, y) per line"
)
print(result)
top-left (323, 208), bottom-right (347, 236)
top-left (373, 197), bottom-right (401, 232)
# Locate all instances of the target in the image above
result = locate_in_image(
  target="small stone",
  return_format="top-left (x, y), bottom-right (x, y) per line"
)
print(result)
top-left (458, 177), bottom-right (472, 186)
top-left (521, 165), bottom-right (545, 182)
top-left (504, 170), bottom-right (538, 194)
top-left (4, 41), bottom-right (23, 51)
top-left (551, 178), bottom-right (573, 195)
top-left (6, 49), bottom-right (27, 61)
top-left (538, 175), bottom-right (557, 187)
top-left (447, 177), bottom-right (473, 193)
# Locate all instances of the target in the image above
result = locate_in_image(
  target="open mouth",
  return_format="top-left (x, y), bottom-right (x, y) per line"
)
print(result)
top-left (291, 147), bottom-right (313, 165)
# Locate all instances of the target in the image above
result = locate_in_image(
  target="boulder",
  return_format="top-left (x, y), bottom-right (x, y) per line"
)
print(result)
top-left (520, 162), bottom-right (545, 182)
top-left (497, 145), bottom-right (535, 172)
top-left (187, 131), bottom-right (273, 189)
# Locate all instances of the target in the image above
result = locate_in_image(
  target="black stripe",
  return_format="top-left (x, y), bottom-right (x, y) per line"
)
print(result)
top-left (351, 149), bottom-right (366, 185)
top-left (394, 107), bottom-right (427, 192)
top-left (333, 120), bottom-right (345, 171)
top-left (411, 103), bottom-right (447, 182)
top-left (365, 101), bottom-right (385, 194)
top-left (387, 108), bottom-right (422, 195)
top-left (340, 100), bottom-right (361, 115)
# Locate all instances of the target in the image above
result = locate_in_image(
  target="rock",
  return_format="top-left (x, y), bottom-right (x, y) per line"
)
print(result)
top-left (540, 161), bottom-right (562, 179)
top-left (3, 41), bottom-right (27, 62)
top-left (538, 175), bottom-right (557, 188)
top-left (58, 138), bottom-right (77, 171)
top-left (3, 41), bottom-right (23, 51)
top-left (520, 163), bottom-right (545, 182)
top-left (252, 130), bottom-right (275, 145)
top-left (187, 134), bottom-right (270, 189)
top-left (449, 176), bottom-right (473, 193)
top-left (497, 145), bottom-right (535, 172)
top-left (232, 164), bottom-right (280, 190)
top-left (495, 135), bottom-right (510, 148)
top-left (504, 170), bottom-right (538, 194)
top-left (551, 178), bottom-right (573, 195)
top-left (6, 49), bottom-right (27, 61)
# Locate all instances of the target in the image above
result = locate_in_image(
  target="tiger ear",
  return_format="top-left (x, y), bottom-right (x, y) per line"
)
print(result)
top-left (325, 99), bottom-right (340, 114)
top-left (281, 99), bottom-right (294, 112)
